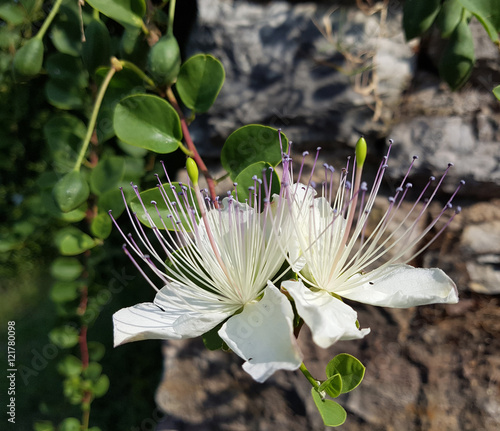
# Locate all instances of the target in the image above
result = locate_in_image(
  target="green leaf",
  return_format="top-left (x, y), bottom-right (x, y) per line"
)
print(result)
top-left (403, 0), bottom-right (441, 40)
top-left (82, 18), bottom-right (111, 74)
top-left (12, 38), bottom-right (44, 79)
top-left (63, 376), bottom-right (83, 404)
top-left (43, 114), bottom-right (86, 174)
top-left (90, 156), bottom-right (126, 195)
top-left (234, 162), bottom-right (281, 205)
top-left (87, 341), bottom-right (106, 361)
top-left (86, 0), bottom-right (146, 28)
top-left (53, 171), bottom-right (90, 212)
top-left (83, 362), bottom-right (102, 381)
top-left (45, 53), bottom-right (88, 110)
top-left (439, 19), bottom-right (475, 90)
top-left (493, 84), bottom-right (500, 100)
top-left (46, 54), bottom-right (88, 87)
top-left (57, 355), bottom-right (82, 377)
top-left (50, 281), bottom-right (80, 303)
top-left (326, 353), bottom-right (366, 394)
top-left (458, 0), bottom-right (500, 42)
top-left (114, 94), bottom-right (182, 153)
top-left (221, 125), bottom-right (288, 179)
top-left (92, 374), bottom-right (110, 398)
top-left (0, 3), bottom-right (26, 26)
top-left (33, 421), bottom-right (55, 431)
top-left (202, 321), bottom-right (225, 351)
top-left (129, 183), bottom-right (199, 232)
top-left (436, 0), bottom-right (464, 38)
top-left (318, 373), bottom-right (343, 398)
top-left (147, 34), bottom-right (181, 86)
top-left (49, 326), bottom-right (79, 349)
top-left (98, 188), bottom-right (126, 217)
top-left (94, 67), bottom-right (146, 143)
top-left (119, 26), bottom-right (149, 69)
top-left (50, 4), bottom-right (82, 57)
top-left (50, 257), bottom-right (83, 281)
top-left (41, 190), bottom-right (87, 222)
top-left (91, 213), bottom-right (113, 239)
top-left (58, 417), bottom-right (81, 431)
top-left (311, 388), bottom-right (347, 427)
top-left (55, 227), bottom-right (96, 256)
top-left (175, 54), bottom-right (225, 112)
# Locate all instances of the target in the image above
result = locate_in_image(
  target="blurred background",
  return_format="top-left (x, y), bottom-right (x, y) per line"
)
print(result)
top-left (1, 0), bottom-right (499, 430)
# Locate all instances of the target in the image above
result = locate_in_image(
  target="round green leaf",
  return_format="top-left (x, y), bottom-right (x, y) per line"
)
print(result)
top-left (403, 0), bottom-right (441, 40)
top-left (439, 19), bottom-right (475, 90)
top-left (311, 389), bottom-right (347, 427)
top-left (43, 114), bottom-right (86, 174)
top-left (147, 34), bottom-right (181, 86)
top-left (175, 54), bottom-right (225, 112)
top-left (58, 417), bottom-right (81, 431)
top-left (114, 94), bottom-right (182, 153)
top-left (87, 341), bottom-right (105, 361)
top-left (63, 376), bottom-right (83, 404)
top-left (119, 26), bottom-right (149, 69)
top-left (50, 257), bottom-right (84, 281)
top-left (318, 373), bottom-right (343, 399)
top-left (129, 182), bottom-right (198, 232)
top-left (46, 54), bottom-right (88, 89)
top-left (57, 355), bottom-right (83, 377)
top-left (0, 3), bottom-right (26, 26)
top-left (55, 227), bottom-right (96, 256)
top-left (493, 85), bottom-right (500, 100)
top-left (221, 125), bottom-right (288, 179)
top-left (50, 281), bottom-right (80, 303)
top-left (91, 213), bottom-right (112, 239)
top-left (86, 0), bottom-right (146, 28)
top-left (234, 162), bottom-right (281, 205)
top-left (90, 156), bottom-right (125, 195)
top-left (41, 190), bottom-right (87, 222)
top-left (436, 0), bottom-right (463, 38)
top-left (95, 67), bottom-right (146, 143)
top-left (50, 4), bottom-right (82, 57)
top-left (82, 18), bottom-right (111, 74)
top-left (49, 325), bottom-right (79, 349)
top-left (326, 353), bottom-right (366, 394)
top-left (45, 79), bottom-right (86, 110)
top-left (12, 38), bottom-right (43, 79)
top-left (98, 188), bottom-right (126, 217)
top-left (53, 170), bottom-right (90, 213)
top-left (92, 374), bottom-right (110, 398)
top-left (34, 421), bottom-right (55, 431)
top-left (83, 362), bottom-right (102, 381)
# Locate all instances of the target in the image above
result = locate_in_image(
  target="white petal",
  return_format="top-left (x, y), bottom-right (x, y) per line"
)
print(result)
top-left (218, 284), bottom-right (303, 383)
top-left (113, 302), bottom-right (183, 347)
top-left (154, 283), bottom-right (238, 338)
top-left (113, 284), bottom-right (238, 346)
top-left (340, 264), bottom-right (459, 308)
top-left (283, 280), bottom-right (370, 349)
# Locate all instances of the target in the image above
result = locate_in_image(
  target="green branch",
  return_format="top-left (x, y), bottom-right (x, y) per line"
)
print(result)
top-left (36, 0), bottom-right (64, 40)
top-left (73, 58), bottom-right (122, 171)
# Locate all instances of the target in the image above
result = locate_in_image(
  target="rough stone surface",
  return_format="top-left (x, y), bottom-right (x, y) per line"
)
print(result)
top-left (186, 0), bottom-right (415, 155)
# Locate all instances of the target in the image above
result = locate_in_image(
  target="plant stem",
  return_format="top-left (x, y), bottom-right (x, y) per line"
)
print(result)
top-left (300, 363), bottom-right (319, 389)
top-left (165, 87), bottom-right (218, 204)
top-left (120, 59), bottom-right (156, 88)
top-left (73, 58), bottom-right (122, 172)
top-left (36, 0), bottom-right (64, 40)
top-left (168, 0), bottom-right (176, 36)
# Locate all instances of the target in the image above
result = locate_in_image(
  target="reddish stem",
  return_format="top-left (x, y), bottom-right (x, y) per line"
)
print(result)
top-left (78, 285), bottom-right (89, 369)
top-left (165, 87), bottom-right (218, 206)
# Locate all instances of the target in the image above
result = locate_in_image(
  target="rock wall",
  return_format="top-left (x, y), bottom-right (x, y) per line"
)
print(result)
top-left (156, 1), bottom-right (500, 430)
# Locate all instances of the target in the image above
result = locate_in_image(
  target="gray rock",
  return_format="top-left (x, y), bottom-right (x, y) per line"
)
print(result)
top-left (186, 0), bottom-right (415, 155)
